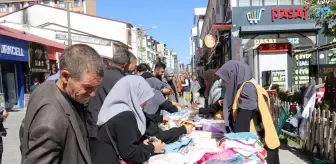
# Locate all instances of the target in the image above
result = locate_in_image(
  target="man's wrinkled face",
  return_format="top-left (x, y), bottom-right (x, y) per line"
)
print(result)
top-left (155, 68), bottom-right (165, 78)
top-left (127, 59), bottom-right (137, 73)
top-left (60, 71), bottom-right (102, 104)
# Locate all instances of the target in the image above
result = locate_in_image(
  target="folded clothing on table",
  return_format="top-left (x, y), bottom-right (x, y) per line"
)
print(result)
top-left (197, 132), bottom-right (267, 164)
top-left (164, 137), bottom-right (192, 154)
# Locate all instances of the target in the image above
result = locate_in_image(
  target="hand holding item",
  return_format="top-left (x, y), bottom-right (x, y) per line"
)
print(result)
top-left (143, 139), bottom-right (149, 145)
top-left (218, 100), bottom-right (224, 106)
top-left (191, 104), bottom-right (199, 110)
top-left (163, 116), bottom-right (170, 123)
top-left (184, 124), bottom-right (194, 134)
top-left (152, 140), bottom-right (166, 153)
top-left (161, 88), bottom-right (170, 94)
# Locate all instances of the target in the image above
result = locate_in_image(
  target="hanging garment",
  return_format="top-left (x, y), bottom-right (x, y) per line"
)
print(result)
top-left (232, 80), bottom-right (280, 150)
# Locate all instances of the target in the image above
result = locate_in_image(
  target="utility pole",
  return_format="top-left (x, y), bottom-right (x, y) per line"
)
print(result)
top-left (66, 0), bottom-right (72, 46)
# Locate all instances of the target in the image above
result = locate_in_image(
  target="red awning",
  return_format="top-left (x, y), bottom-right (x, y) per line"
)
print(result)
top-left (257, 43), bottom-right (292, 53)
top-left (0, 25), bottom-right (66, 50)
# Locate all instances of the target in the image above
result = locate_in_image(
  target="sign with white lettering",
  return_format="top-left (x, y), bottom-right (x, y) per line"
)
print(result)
top-left (271, 70), bottom-right (286, 88)
top-left (0, 36), bottom-right (28, 62)
top-left (55, 33), bottom-right (111, 46)
top-left (29, 42), bottom-right (49, 73)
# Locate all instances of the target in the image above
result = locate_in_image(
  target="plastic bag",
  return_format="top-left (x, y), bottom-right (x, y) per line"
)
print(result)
top-left (299, 118), bottom-right (308, 140)
top-left (199, 119), bottom-right (226, 134)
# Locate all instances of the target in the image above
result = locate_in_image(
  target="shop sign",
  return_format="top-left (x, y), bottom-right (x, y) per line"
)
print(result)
top-left (246, 8), bottom-right (265, 24)
top-left (204, 34), bottom-right (216, 48)
top-left (271, 6), bottom-right (309, 22)
top-left (30, 43), bottom-right (49, 73)
top-left (315, 7), bottom-right (331, 18)
top-left (0, 36), bottom-right (28, 62)
top-left (232, 30), bottom-right (239, 38)
top-left (253, 37), bottom-right (299, 48)
top-left (271, 70), bottom-right (286, 87)
top-left (55, 33), bottom-right (111, 46)
top-left (258, 43), bottom-right (291, 52)
top-left (293, 53), bottom-right (311, 85)
top-left (1, 44), bottom-right (25, 57)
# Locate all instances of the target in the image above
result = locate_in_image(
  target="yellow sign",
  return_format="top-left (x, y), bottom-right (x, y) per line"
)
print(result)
top-left (66, 0), bottom-right (72, 2)
top-left (204, 34), bottom-right (216, 48)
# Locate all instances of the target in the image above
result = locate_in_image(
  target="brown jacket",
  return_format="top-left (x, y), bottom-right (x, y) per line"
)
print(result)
top-left (20, 81), bottom-right (91, 164)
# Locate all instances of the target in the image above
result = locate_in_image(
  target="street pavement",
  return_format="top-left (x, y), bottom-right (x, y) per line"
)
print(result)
top-left (3, 109), bottom-right (309, 164)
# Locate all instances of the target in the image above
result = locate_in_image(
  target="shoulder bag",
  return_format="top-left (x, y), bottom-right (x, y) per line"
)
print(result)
top-left (104, 124), bottom-right (131, 164)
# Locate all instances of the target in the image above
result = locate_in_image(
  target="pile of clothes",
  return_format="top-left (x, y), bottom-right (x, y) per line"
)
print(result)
top-left (162, 110), bottom-right (190, 120)
top-left (196, 132), bottom-right (267, 164)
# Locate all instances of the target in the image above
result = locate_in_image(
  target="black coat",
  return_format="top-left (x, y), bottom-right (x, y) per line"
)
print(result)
top-left (91, 111), bottom-right (154, 164)
top-left (87, 67), bottom-right (125, 138)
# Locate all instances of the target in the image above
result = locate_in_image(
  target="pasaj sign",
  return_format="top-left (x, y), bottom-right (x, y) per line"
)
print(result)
top-left (271, 6), bottom-right (309, 22)
top-left (0, 44), bottom-right (25, 57)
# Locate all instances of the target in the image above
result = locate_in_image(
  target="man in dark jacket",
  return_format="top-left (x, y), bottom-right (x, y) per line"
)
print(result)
top-left (20, 44), bottom-right (105, 164)
top-left (87, 48), bottom-right (135, 143)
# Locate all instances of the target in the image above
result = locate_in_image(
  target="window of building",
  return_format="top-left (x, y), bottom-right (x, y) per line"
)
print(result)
top-left (13, 3), bottom-right (22, 10)
top-left (264, 0), bottom-right (278, 5)
top-left (252, 0), bottom-right (262, 6)
top-left (0, 4), bottom-right (7, 13)
top-left (127, 30), bottom-right (132, 46)
top-left (43, 0), bottom-right (51, 5)
top-left (73, 0), bottom-right (81, 7)
top-left (238, 0), bottom-right (250, 6)
top-left (279, 0), bottom-right (291, 5)
top-left (58, 0), bottom-right (65, 8)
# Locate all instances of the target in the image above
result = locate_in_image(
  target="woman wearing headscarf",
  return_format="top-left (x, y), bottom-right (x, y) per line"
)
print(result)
top-left (92, 75), bottom-right (166, 164)
top-left (197, 69), bottom-right (225, 118)
top-left (144, 78), bottom-right (179, 116)
top-left (144, 77), bottom-right (193, 143)
top-left (216, 60), bottom-right (280, 164)
top-left (162, 67), bottom-right (179, 103)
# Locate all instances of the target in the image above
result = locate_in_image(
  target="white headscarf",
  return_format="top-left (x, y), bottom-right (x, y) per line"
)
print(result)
top-left (97, 75), bottom-right (154, 135)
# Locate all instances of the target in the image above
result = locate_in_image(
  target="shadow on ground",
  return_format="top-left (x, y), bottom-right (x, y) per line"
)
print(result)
top-left (280, 143), bottom-right (310, 163)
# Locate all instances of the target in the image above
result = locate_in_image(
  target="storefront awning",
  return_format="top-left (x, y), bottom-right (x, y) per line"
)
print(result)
top-left (241, 24), bottom-right (320, 32)
top-left (209, 23), bottom-right (232, 34)
top-left (0, 25), bottom-right (66, 50)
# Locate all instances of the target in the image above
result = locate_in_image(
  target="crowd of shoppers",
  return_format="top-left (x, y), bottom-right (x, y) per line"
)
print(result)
top-left (17, 44), bottom-right (279, 164)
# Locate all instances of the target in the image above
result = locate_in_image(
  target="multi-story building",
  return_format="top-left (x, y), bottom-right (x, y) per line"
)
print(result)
top-left (156, 43), bottom-right (167, 64)
top-left (166, 49), bottom-right (178, 72)
top-left (0, 4), bottom-right (131, 60)
top-left (191, 8), bottom-right (206, 75)
top-left (0, 0), bottom-right (96, 16)
top-left (178, 62), bottom-right (185, 74)
top-left (140, 35), bottom-right (156, 68)
top-left (201, 0), bottom-right (330, 89)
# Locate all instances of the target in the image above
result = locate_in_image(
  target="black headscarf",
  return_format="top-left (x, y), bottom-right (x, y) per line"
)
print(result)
top-left (216, 60), bottom-right (252, 126)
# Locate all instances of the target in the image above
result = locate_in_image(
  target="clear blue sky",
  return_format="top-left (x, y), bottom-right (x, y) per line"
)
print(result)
top-left (96, 0), bottom-right (207, 64)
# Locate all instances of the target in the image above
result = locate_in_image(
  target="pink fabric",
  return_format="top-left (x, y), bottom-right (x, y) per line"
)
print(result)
top-left (205, 149), bottom-right (235, 162)
top-left (225, 140), bottom-right (257, 153)
top-left (194, 152), bottom-right (217, 164)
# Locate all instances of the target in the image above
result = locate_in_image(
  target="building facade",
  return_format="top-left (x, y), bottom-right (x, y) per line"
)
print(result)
top-left (231, 4), bottom-right (327, 89)
top-left (200, 0), bottom-right (232, 70)
top-left (0, 4), bottom-right (131, 59)
top-left (0, 0), bottom-right (96, 16)
top-left (191, 8), bottom-right (206, 76)
top-left (156, 43), bottom-right (167, 64)
top-left (140, 35), bottom-right (156, 68)
top-left (0, 25), bottom-right (65, 109)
